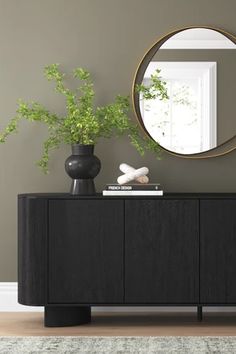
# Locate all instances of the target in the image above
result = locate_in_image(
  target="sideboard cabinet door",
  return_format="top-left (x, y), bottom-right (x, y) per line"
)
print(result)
top-left (48, 199), bottom-right (124, 304)
top-left (200, 199), bottom-right (236, 304)
top-left (125, 200), bottom-right (199, 303)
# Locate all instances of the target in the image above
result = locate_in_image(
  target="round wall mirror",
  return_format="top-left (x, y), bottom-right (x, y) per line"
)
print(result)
top-left (132, 26), bottom-right (236, 157)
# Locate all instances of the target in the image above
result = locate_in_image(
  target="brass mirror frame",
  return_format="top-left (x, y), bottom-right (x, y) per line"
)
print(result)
top-left (132, 26), bottom-right (236, 159)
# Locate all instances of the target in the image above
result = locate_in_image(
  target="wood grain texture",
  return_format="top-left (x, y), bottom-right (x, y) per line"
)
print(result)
top-left (18, 193), bottom-right (236, 200)
top-left (18, 196), bottom-right (47, 305)
top-left (125, 200), bottom-right (199, 304)
top-left (200, 199), bottom-right (236, 304)
top-left (2, 312), bottom-right (236, 336)
top-left (18, 194), bottom-right (236, 311)
top-left (48, 199), bottom-right (124, 304)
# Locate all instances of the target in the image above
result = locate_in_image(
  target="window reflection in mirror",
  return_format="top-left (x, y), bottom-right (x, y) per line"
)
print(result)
top-left (141, 61), bottom-right (217, 154)
top-left (138, 28), bottom-right (236, 155)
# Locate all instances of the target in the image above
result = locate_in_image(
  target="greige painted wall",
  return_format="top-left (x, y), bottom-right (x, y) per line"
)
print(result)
top-left (0, 0), bottom-right (235, 281)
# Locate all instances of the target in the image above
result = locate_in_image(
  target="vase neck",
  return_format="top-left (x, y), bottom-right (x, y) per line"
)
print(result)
top-left (71, 144), bottom-right (94, 155)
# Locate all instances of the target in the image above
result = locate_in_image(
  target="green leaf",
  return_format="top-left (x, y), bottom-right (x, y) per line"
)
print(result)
top-left (0, 64), bottom-right (163, 172)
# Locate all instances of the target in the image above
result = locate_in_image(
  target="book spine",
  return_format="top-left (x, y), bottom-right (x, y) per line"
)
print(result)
top-left (106, 185), bottom-right (161, 191)
top-left (103, 190), bottom-right (163, 196)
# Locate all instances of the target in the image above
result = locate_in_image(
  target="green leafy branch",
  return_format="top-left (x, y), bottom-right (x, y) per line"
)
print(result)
top-left (0, 64), bottom-right (162, 173)
top-left (136, 69), bottom-right (169, 100)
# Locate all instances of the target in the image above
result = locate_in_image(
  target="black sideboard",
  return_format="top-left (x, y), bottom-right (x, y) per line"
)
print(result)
top-left (18, 193), bottom-right (236, 327)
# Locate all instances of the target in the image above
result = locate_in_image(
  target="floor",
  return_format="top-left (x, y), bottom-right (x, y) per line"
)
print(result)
top-left (1, 312), bottom-right (236, 336)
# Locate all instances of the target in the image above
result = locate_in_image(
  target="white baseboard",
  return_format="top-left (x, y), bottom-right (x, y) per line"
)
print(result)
top-left (1, 283), bottom-right (236, 313)
top-left (0, 283), bottom-right (43, 312)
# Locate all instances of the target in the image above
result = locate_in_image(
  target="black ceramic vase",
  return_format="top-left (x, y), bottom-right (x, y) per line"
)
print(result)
top-left (65, 144), bottom-right (101, 195)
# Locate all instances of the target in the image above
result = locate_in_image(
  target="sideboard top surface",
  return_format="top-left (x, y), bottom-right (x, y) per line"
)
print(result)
top-left (18, 193), bottom-right (236, 200)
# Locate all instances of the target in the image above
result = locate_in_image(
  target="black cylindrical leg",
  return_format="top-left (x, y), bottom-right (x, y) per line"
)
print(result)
top-left (44, 306), bottom-right (91, 327)
top-left (197, 306), bottom-right (203, 321)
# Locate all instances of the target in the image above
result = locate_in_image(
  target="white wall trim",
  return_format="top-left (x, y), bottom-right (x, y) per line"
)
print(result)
top-left (160, 29), bottom-right (236, 49)
top-left (0, 283), bottom-right (43, 312)
top-left (160, 39), bottom-right (235, 49)
top-left (1, 283), bottom-right (236, 313)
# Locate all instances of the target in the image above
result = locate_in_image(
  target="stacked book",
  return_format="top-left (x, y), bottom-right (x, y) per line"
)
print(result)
top-left (103, 183), bottom-right (163, 196)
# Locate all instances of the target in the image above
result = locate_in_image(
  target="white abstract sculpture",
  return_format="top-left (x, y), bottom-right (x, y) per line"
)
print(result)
top-left (117, 164), bottom-right (149, 185)
top-left (119, 163), bottom-right (149, 183)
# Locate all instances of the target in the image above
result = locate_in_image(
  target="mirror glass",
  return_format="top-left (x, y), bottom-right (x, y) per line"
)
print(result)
top-left (137, 28), bottom-right (236, 155)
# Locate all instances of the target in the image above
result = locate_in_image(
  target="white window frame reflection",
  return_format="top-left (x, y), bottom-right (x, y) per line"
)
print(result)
top-left (141, 61), bottom-right (217, 154)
